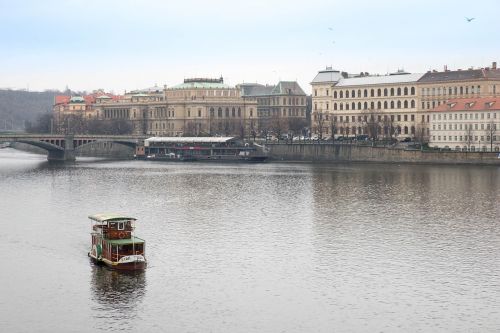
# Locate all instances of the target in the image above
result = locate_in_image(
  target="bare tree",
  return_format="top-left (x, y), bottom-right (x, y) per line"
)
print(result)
top-left (414, 123), bottom-right (429, 145)
top-left (288, 118), bottom-right (308, 143)
top-left (485, 120), bottom-right (497, 152)
top-left (464, 124), bottom-right (473, 151)
top-left (313, 111), bottom-right (325, 140)
top-left (329, 115), bottom-right (338, 142)
top-left (270, 115), bottom-right (286, 142)
top-left (362, 110), bottom-right (381, 141)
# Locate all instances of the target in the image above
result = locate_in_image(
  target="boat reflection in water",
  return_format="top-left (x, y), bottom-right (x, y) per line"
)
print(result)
top-left (90, 265), bottom-right (146, 329)
top-left (141, 137), bottom-right (268, 162)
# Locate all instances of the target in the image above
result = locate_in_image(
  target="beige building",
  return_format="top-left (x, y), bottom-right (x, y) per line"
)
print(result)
top-left (311, 67), bottom-right (423, 139)
top-left (418, 63), bottom-right (500, 112)
top-left (428, 97), bottom-right (500, 151)
top-left (54, 78), bottom-right (258, 137)
top-left (311, 63), bottom-right (500, 141)
top-left (239, 81), bottom-right (308, 136)
top-left (163, 78), bottom-right (257, 137)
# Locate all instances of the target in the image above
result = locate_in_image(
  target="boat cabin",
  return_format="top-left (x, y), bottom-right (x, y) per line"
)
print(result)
top-left (88, 213), bottom-right (146, 270)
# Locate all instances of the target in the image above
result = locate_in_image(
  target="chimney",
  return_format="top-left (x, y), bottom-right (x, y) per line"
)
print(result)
top-left (493, 62), bottom-right (497, 70)
top-left (444, 65), bottom-right (447, 71)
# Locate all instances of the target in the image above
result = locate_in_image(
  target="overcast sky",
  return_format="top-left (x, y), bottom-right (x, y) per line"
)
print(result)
top-left (0, 0), bottom-right (498, 94)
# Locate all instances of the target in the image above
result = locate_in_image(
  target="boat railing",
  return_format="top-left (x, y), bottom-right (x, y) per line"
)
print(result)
top-left (111, 251), bottom-right (144, 262)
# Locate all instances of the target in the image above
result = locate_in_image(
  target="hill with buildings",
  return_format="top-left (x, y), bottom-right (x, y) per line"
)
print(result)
top-left (0, 89), bottom-right (61, 131)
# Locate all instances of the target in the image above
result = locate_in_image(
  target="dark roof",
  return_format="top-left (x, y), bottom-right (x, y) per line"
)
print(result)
top-left (418, 69), bottom-right (486, 83)
top-left (271, 81), bottom-right (306, 95)
top-left (484, 68), bottom-right (500, 79)
top-left (240, 81), bottom-right (306, 97)
top-left (239, 83), bottom-right (275, 97)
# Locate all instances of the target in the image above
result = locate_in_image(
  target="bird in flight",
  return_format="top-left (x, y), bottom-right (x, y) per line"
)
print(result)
top-left (465, 17), bottom-right (475, 22)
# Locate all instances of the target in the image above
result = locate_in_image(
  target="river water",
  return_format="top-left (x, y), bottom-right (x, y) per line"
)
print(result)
top-left (0, 148), bottom-right (499, 332)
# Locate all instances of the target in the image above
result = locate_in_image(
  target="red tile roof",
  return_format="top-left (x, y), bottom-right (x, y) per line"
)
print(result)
top-left (430, 97), bottom-right (500, 112)
top-left (54, 92), bottom-right (123, 106)
top-left (54, 95), bottom-right (71, 105)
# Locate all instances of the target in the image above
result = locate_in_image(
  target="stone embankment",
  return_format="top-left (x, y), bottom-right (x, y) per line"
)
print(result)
top-left (265, 143), bottom-right (500, 165)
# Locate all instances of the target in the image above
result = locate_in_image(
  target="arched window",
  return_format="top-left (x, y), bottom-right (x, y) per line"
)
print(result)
top-left (225, 108), bottom-right (229, 117)
top-left (358, 127), bottom-right (362, 134)
top-left (404, 100), bottom-right (408, 108)
top-left (370, 89), bottom-right (375, 97)
top-left (404, 126), bottom-right (408, 134)
top-left (358, 102), bottom-right (362, 109)
top-left (364, 102), bottom-right (368, 109)
top-left (364, 89), bottom-right (368, 97)
top-left (370, 102), bottom-right (375, 109)
top-left (411, 87), bottom-right (415, 95)
top-left (390, 88), bottom-right (395, 96)
top-left (339, 91), bottom-right (344, 98)
top-left (377, 89), bottom-right (381, 97)
top-left (334, 103), bottom-right (337, 110)
top-left (231, 107), bottom-right (236, 117)
top-left (358, 89), bottom-right (361, 97)
top-left (352, 102), bottom-right (356, 110)
top-left (397, 101), bottom-right (402, 108)
top-left (210, 107), bottom-right (215, 117)
top-left (384, 88), bottom-right (388, 96)
top-left (340, 103), bottom-right (344, 110)
top-left (346, 103), bottom-right (350, 110)
top-left (352, 126), bottom-right (356, 134)
top-left (390, 101), bottom-right (394, 109)
top-left (346, 90), bottom-right (349, 98)
top-left (411, 100), bottom-right (415, 108)
top-left (377, 101), bottom-right (382, 109)
top-left (218, 107), bottom-right (222, 117)
top-left (397, 87), bottom-right (401, 96)
top-left (384, 101), bottom-right (388, 109)
top-left (334, 91), bottom-right (337, 98)
top-left (238, 107), bottom-right (241, 117)
top-left (352, 90), bottom-right (355, 97)
top-left (411, 126), bottom-right (415, 135)
top-left (404, 87), bottom-right (408, 95)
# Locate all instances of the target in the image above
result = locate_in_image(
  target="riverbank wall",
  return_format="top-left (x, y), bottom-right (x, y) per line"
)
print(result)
top-left (265, 143), bottom-right (500, 165)
top-left (11, 142), bottom-right (134, 159)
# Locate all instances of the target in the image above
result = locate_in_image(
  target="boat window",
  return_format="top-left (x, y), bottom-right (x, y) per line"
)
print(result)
top-left (117, 222), bottom-right (124, 230)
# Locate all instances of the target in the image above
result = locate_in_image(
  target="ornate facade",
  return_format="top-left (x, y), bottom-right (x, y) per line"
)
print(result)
top-left (311, 63), bottom-right (500, 141)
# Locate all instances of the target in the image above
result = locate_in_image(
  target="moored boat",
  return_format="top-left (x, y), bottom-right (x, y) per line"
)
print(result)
top-left (88, 213), bottom-right (147, 271)
top-left (141, 137), bottom-right (268, 162)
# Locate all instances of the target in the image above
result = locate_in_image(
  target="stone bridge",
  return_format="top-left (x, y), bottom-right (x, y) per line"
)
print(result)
top-left (0, 134), bottom-right (148, 161)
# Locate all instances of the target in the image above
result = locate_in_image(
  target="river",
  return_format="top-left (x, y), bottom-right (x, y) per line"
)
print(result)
top-left (0, 148), bottom-right (499, 332)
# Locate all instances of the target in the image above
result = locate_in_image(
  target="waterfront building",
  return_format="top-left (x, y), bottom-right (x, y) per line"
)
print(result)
top-left (428, 97), bottom-right (500, 152)
top-left (239, 81), bottom-right (308, 136)
top-left (311, 67), bottom-right (423, 139)
top-left (311, 62), bottom-right (500, 141)
top-left (163, 77), bottom-right (257, 137)
top-left (417, 63), bottom-right (500, 112)
top-left (53, 78), bottom-right (258, 137)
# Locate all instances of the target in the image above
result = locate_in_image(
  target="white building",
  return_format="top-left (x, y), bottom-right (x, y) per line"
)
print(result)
top-left (428, 97), bottom-right (500, 151)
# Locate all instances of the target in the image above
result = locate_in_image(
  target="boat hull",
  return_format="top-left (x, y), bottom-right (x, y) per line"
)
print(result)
top-left (89, 253), bottom-right (147, 271)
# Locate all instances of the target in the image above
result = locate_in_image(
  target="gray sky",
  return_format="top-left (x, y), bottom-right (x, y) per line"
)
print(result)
top-left (0, 0), bottom-right (498, 93)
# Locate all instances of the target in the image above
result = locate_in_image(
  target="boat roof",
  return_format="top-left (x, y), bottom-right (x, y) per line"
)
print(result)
top-left (88, 213), bottom-right (137, 222)
top-left (145, 137), bottom-right (236, 144)
top-left (107, 236), bottom-right (145, 245)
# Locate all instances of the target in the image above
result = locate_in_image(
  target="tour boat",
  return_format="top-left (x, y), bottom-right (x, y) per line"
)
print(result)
top-left (88, 213), bottom-right (147, 271)
top-left (141, 137), bottom-right (268, 162)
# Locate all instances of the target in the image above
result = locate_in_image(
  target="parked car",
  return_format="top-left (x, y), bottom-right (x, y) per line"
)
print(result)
top-left (356, 135), bottom-right (369, 141)
top-left (401, 137), bottom-right (412, 142)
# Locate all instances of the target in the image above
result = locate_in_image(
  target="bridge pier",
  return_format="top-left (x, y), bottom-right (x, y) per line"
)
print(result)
top-left (47, 135), bottom-right (75, 162)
